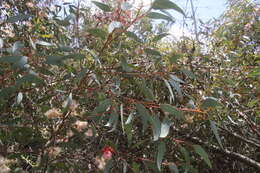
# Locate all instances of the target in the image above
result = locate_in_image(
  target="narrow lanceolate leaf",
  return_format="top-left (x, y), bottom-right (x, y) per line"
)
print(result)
top-left (0, 56), bottom-right (24, 64)
top-left (13, 56), bottom-right (28, 69)
top-left (0, 87), bottom-right (16, 99)
top-left (160, 117), bottom-right (171, 138)
top-left (88, 28), bottom-right (107, 40)
top-left (153, 33), bottom-right (169, 42)
top-left (6, 14), bottom-right (32, 23)
top-left (92, 99), bottom-right (111, 115)
top-left (157, 141), bottom-right (166, 171)
top-left (45, 55), bottom-right (64, 66)
top-left (64, 53), bottom-right (85, 60)
top-left (92, 1), bottom-right (111, 12)
top-left (168, 79), bottom-right (183, 101)
top-left (147, 12), bottom-right (174, 22)
top-left (120, 104), bottom-right (125, 134)
top-left (29, 36), bottom-right (36, 50)
top-left (63, 93), bottom-right (73, 109)
top-left (0, 38), bottom-right (4, 48)
top-left (35, 40), bottom-right (54, 46)
top-left (210, 120), bottom-right (224, 149)
top-left (193, 145), bottom-right (212, 168)
top-left (150, 115), bottom-right (161, 141)
top-left (106, 111), bottom-right (119, 132)
top-left (125, 31), bottom-right (142, 42)
top-left (152, 0), bottom-right (185, 16)
top-left (160, 104), bottom-right (183, 119)
top-left (144, 48), bottom-right (161, 56)
top-left (201, 97), bottom-right (221, 109)
top-left (163, 79), bottom-right (174, 103)
top-left (12, 41), bottom-right (24, 54)
top-left (16, 74), bottom-right (45, 87)
top-left (180, 147), bottom-right (190, 164)
top-left (104, 159), bottom-right (113, 173)
top-left (136, 104), bottom-right (150, 132)
top-left (125, 113), bottom-right (134, 124)
top-left (168, 163), bottom-right (179, 173)
top-left (16, 92), bottom-right (23, 105)
top-left (125, 123), bottom-right (133, 145)
top-left (169, 74), bottom-right (185, 84)
top-left (181, 69), bottom-right (196, 79)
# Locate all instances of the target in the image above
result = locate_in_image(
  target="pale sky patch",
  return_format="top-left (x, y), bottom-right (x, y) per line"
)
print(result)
top-left (61, 0), bottom-right (227, 40)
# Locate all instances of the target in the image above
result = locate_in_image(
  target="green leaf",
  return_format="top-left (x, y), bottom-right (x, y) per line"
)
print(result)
top-left (0, 55), bottom-right (23, 64)
top-left (76, 68), bottom-right (88, 82)
top-left (150, 115), bottom-right (161, 141)
top-left (163, 79), bottom-right (175, 102)
top-left (35, 40), bottom-right (54, 46)
top-left (56, 46), bottom-right (74, 52)
top-left (125, 122), bottom-right (133, 144)
top-left (141, 85), bottom-right (154, 101)
top-left (169, 74), bottom-right (185, 84)
top-left (160, 104), bottom-right (183, 119)
top-left (105, 111), bottom-right (119, 132)
top-left (13, 56), bottom-right (28, 69)
top-left (125, 31), bottom-right (142, 42)
top-left (210, 120), bottom-right (223, 149)
top-left (37, 67), bottom-right (54, 76)
top-left (121, 58), bottom-right (133, 72)
top-left (157, 141), bottom-right (166, 171)
top-left (6, 14), bottom-right (32, 23)
top-left (152, 0), bottom-right (185, 16)
top-left (168, 79), bottom-right (183, 101)
top-left (169, 54), bottom-right (182, 64)
top-left (153, 33), bottom-right (169, 42)
top-left (132, 162), bottom-right (140, 173)
top-left (45, 55), bottom-right (64, 66)
top-left (160, 117), bottom-right (171, 138)
top-left (12, 41), bottom-right (24, 54)
top-left (180, 147), bottom-right (190, 164)
top-left (181, 69), bottom-right (196, 79)
top-left (104, 159), bottom-right (113, 173)
top-left (88, 28), bottom-right (107, 40)
top-left (92, 1), bottom-right (111, 12)
top-left (248, 67), bottom-right (260, 77)
top-left (193, 145), bottom-right (212, 168)
top-left (147, 12), bottom-right (174, 22)
top-left (0, 38), bottom-right (3, 48)
top-left (0, 86), bottom-right (17, 99)
top-left (125, 113), bottom-right (134, 124)
top-left (16, 92), bottom-right (23, 105)
top-left (136, 104), bottom-right (150, 132)
top-left (63, 93), bottom-right (73, 109)
top-left (16, 74), bottom-right (45, 87)
top-left (144, 48), bottom-right (161, 56)
top-left (168, 163), bottom-right (179, 173)
top-left (55, 18), bottom-right (71, 26)
top-left (201, 97), bottom-right (221, 109)
top-left (92, 99), bottom-right (111, 115)
top-left (64, 53), bottom-right (85, 60)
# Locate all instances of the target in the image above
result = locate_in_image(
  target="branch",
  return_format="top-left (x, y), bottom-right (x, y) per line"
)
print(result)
top-left (173, 128), bottom-right (260, 170)
top-left (219, 126), bottom-right (260, 148)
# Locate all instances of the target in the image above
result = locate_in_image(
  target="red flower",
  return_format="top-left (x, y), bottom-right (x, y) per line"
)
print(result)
top-left (101, 146), bottom-right (115, 160)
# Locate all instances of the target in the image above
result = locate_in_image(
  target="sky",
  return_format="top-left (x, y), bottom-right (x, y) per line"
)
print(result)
top-left (131, 0), bottom-right (228, 39)
top-left (63, 0), bottom-right (228, 39)
top-left (165, 0), bottom-right (228, 39)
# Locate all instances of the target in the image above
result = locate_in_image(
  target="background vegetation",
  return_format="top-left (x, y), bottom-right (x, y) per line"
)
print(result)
top-left (0, 0), bottom-right (259, 172)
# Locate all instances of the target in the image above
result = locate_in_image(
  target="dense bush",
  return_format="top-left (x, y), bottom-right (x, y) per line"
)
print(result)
top-left (0, 0), bottom-right (259, 172)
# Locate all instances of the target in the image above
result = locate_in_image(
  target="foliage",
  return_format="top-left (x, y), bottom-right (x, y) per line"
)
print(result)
top-left (0, 0), bottom-right (259, 172)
